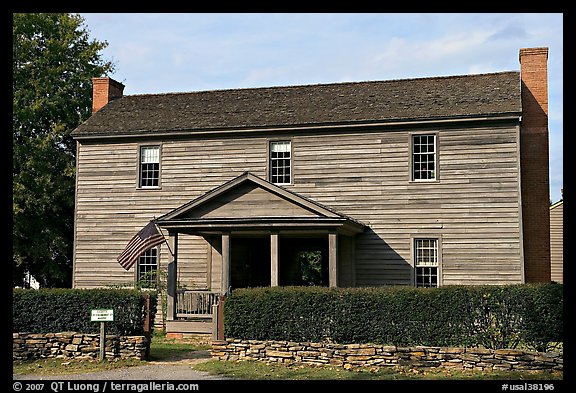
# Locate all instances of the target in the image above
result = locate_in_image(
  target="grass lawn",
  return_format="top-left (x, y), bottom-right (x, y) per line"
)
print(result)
top-left (12, 357), bottom-right (143, 376)
top-left (191, 359), bottom-right (562, 381)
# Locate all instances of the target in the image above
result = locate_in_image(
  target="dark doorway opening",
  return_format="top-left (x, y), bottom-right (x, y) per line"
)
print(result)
top-left (231, 236), bottom-right (271, 288)
top-left (280, 237), bottom-right (328, 286)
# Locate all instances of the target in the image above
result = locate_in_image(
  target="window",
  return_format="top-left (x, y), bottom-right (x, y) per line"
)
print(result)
top-left (414, 238), bottom-right (439, 288)
top-left (412, 134), bottom-right (436, 181)
top-left (139, 146), bottom-right (160, 188)
top-left (137, 248), bottom-right (158, 287)
top-left (270, 141), bottom-right (291, 185)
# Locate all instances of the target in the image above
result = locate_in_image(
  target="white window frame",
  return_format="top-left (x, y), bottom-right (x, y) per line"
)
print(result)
top-left (412, 237), bottom-right (442, 288)
top-left (269, 140), bottom-right (292, 185)
top-left (136, 247), bottom-right (159, 287)
top-left (410, 133), bottom-right (438, 182)
top-left (138, 145), bottom-right (161, 189)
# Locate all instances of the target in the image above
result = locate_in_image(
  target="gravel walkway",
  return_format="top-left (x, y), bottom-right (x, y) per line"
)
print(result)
top-left (13, 350), bottom-right (235, 381)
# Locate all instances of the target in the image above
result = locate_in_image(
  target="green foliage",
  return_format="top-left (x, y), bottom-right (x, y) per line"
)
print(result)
top-left (520, 283), bottom-right (564, 352)
top-left (13, 13), bottom-right (115, 287)
top-left (298, 251), bottom-right (323, 286)
top-left (13, 288), bottom-right (157, 336)
top-left (224, 283), bottom-right (563, 350)
top-left (467, 285), bottom-right (527, 350)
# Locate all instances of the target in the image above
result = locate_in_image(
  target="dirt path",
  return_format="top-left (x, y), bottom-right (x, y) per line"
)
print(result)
top-left (13, 350), bottom-right (235, 381)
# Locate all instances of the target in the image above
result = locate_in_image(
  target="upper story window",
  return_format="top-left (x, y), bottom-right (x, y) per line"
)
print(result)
top-left (414, 238), bottom-right (439, 288)
top-left (412, 134), bottom-right (436, 181)
top-left (270, 141), bottom-right (291, 185)
top-left (139, 146), bottom-right (160, 188)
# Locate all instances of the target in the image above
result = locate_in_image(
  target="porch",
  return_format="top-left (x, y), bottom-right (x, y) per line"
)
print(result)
top-left (155, 172), bottom-right (366, 335)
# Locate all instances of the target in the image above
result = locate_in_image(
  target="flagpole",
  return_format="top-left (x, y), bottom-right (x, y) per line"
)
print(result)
top-left (152, 217), bottom-right (174, 257)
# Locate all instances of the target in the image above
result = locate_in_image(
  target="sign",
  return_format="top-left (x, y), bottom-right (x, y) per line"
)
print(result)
top-left (91, 309), bottom-right (114, 322)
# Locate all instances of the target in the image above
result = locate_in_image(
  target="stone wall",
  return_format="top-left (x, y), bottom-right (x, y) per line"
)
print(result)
top-left (212, 339), bottom-right (563, 372)
top-left (13, 332), bottom-right (149, 361)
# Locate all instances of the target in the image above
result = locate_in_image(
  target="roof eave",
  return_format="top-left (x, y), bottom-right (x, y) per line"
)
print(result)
top-left (156, 217), bottom-right (366, 235)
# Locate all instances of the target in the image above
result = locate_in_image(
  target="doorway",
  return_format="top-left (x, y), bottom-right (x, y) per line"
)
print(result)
top-left (230, 236), bottom-right (270, 288)
top-left (279, 237), bottom-right (328, 286)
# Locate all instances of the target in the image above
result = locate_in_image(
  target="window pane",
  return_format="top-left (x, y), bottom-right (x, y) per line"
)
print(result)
top-left (270, 141), bottom-right (291, 184)
top-left (140, 146), bottom-right (160, 187)
top-left (138, 248), bottom-right (158, 288)
top-left (415, 238), bottom-right (439, 287)
top-left (416, 267), bottom-right (438, 288)
top-left (412, 135), bottom-right (436, 180)
top-left (141, 146), bottom-right (159, 163)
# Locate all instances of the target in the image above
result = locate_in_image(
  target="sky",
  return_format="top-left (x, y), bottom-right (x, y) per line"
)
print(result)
top-left (80, 13), bottom-right (563, 203)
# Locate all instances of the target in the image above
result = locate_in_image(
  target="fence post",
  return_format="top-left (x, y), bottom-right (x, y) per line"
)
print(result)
top-left (211, 303), bottom-right (219, 340)
top-left (211, 295), bottom-right (226, 340)
top-left (99, 321), bottom-right (106, 361)
top-left (143, 293), bottom-right (151, 359)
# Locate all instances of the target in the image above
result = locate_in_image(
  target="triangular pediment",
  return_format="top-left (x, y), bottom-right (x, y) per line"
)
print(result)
top-left (158, 172), bottom-right (342, 221)
top-left (180, 181), bottom-right (323, 219)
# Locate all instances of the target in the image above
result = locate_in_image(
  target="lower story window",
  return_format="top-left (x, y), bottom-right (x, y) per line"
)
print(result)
top-left (414, 238), bottom-right (439, 287)
top-left (137, 248), bottom-right (158, 288)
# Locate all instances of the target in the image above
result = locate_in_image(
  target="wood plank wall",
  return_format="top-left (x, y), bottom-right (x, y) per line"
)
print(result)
top-left (73, 124), bottom-right (523, 288)
top-left (549, 202), bottom-right (563, 283)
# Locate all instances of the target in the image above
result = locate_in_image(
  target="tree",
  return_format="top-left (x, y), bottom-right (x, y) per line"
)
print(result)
top-left (13, 13), bottom-right (115, 287)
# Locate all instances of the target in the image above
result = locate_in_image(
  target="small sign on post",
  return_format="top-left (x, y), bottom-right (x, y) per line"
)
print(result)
top-left (91, 309), bottom-right (114, 322)
top-left (91, 309), bottom-right (114, 361)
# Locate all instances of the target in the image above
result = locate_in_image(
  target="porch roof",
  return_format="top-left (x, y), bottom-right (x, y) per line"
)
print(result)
top-left (155, 172), bottom-right (366, 236)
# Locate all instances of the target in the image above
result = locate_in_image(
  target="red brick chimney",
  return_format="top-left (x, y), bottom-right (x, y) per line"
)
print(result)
top-left (519, 47), bottom-right (551, 283)
top-left (91, 77), bottom-right (125, 113)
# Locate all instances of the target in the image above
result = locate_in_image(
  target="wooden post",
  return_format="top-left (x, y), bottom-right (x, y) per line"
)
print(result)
top-left (143, 293), bottom-right (151, 359)
top-left (211, 303), bottom-right (219, 340)
top-left (270, 232), bottom-right (279, 286)
top-left (329, 232), bottom-right (338, 287)
top-left (217, 295), bottom-right (225, 340)
top-left (143, 292), bottom-right (151, 337)
top-left (221, 233), bottom-right (231, 295)
top-left (99, 321), bottom-right (106, 361)
top-left (166, 231), bottom-right (178, 321)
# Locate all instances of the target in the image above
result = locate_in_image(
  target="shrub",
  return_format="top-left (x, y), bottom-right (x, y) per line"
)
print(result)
top-left (13, 288), bottom-right (157, 336)
top-left (224, 283), bottom-right (563, 349)
top-left (520, 282), bottom-right (563, 351)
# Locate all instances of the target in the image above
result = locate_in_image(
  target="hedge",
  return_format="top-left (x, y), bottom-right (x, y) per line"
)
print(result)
top-left (224, 283), bottom-right (563, 351)
top-left (13, 288), bottom-right (157, 336)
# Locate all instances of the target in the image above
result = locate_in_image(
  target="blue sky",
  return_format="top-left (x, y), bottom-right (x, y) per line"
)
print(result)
top-left (80, 13), bottom-right (563, 203)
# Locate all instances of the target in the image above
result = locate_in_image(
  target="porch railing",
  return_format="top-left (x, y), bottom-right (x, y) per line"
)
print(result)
top-left (176, 290), bottom-right (220, 319)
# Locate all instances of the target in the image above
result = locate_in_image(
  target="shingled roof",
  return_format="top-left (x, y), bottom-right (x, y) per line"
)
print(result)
top-left (71, 71), bottom-right (521, 138)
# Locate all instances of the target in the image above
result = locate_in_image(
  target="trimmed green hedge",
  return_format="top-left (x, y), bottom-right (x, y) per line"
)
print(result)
top-left (224, 283), bottom-right (563, 351)
top-left (13, 288), bottom-right (157, 336)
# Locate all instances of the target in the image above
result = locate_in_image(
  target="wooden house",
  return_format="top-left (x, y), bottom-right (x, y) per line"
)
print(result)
top-left (71, 47), bottom-right (552, 335)
top-left (550, 196), bottom-right (563, 283)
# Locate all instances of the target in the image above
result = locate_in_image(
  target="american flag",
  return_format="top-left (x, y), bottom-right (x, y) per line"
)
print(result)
top-left (117, 220), bottom-right (165, 270)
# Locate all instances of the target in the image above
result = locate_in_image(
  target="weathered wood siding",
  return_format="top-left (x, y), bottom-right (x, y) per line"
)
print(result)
top-left (550, 202), bottom-right (563, 283)
top-left (73, 123), bottom-right (523, 288)
top-left (186, 183), bottom-right (318, 219)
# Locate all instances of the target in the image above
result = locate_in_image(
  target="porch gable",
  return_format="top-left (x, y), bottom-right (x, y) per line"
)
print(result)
top-left (156, 172), bottom-right (366, 234)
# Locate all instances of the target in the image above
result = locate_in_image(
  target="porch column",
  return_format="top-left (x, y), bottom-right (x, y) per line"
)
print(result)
top-left (329, 231), bottom-right (338, 287)
top-left (166, 231), bottom-right (178, 321)
top-left (221, 232), bottom-right (231, 295)
top-left (270, 232), bottom-right (279, 286)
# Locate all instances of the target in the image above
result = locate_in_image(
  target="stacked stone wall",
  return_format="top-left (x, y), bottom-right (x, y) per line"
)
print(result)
top-left (13, 332), bottom-right (149, 361)
top-left (212, 339), bottom-right (562, 372)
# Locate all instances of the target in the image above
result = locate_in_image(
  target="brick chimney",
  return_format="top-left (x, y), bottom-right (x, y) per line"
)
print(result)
top-left (519, 47), bottom-right (551, 282)
top-left (91, 77), bottom-right (125, 113)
